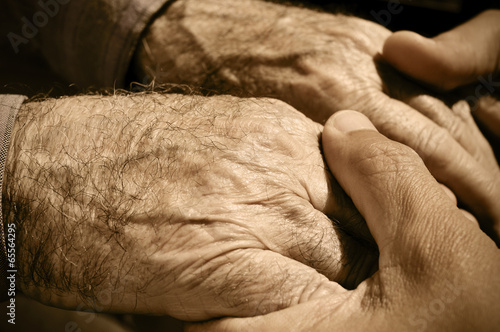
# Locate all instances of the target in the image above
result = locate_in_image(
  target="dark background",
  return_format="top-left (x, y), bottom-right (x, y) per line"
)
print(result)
top-left (1, 0), bottom-right (499, 97)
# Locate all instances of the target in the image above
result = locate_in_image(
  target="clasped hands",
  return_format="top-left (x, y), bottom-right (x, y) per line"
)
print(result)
top-left (135, 0), bottom-right (500, 241)
top-left (133, 2), bottom-right (500, 330)
top-left (11, 1), bottom-right (500, 331)
top-left (15, 93), bottom-right (499, 332)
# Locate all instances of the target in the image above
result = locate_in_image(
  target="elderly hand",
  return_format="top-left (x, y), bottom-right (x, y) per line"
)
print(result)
top-left (383, 9), bottom-right (500, 140)
top-left (383, 10), bottom-right (500, 91)
top-left (187, 110), bottom-right (500, 332)
top-left (5, 93), bottom-right (376, 321)
top-left (133, 0), bottom-right (499, 240)
top-left (383, 9), bottom-right (500, 241)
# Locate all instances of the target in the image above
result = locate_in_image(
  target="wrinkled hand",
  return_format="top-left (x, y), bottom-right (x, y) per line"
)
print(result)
top-left (187, 110), bottom-right (500, 332)
top-left (7, 93), bottom-right (375, 321)
top-left (383, 10), bottom-right (500, 91)
top-left (133, 0), bottom-right (499, 241)
top-left (383, 9), bottom-right (500, 240)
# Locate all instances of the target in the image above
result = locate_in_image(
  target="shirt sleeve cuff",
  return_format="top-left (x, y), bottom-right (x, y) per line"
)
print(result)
top-left (0, 94), bottom-right (26, 302)
top-left (38, 0), bottom-right (173, 88)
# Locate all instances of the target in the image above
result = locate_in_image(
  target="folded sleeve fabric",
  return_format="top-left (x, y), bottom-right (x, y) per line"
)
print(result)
top-left (0, 94), bottom-right (26, 302)
top-left (6, 0), bottom-right (172, 88)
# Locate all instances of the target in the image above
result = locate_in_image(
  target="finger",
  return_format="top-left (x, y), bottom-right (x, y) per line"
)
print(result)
top-left (476, 95), bottom-right (500, 138)
top-left (185, 111), bottom-right (490, 332)
top-left (402, 95), bottom-right (498, 174)
top-left (383, 10), bottom-right (500, 90)
top-left (250, 197), bottom-right (377, 289)
top-left (474, 96), bottom-right (500, 161)
top-left (321, 110), bottom-right (486, 266)
top-left (450, 99), bottom-right (499, 172)
top-left (187, 111), bottom-right (496, 332)
top-left (185, 294), bottom-right (357, 332)
top-left (169, 248), bottom-right (345, 321)
top-left (439, 184), bottom-right (480, 224)
top-left (378, 59), bottom-right (499, 174)
top-left (440, 183), bottom-right (457, 204)
top-left (362, 66), bottom-right (500, 232)
top-left (461, 209), bottom-right (479, 225)
top-left (275, 207), bottom-right (378, 290)
top-left (365, 96), bottom-right (500, 242)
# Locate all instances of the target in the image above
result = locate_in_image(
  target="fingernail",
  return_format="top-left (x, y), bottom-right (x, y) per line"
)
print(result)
top-left (331, 110), bottom-right (378, 133)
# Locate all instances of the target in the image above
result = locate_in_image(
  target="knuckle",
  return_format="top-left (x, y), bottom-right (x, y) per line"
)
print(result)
top-left (238, 98), bottom-right (299, 128)
top-left (236, 98), bottom-right (318, 155)
top-left (243, 97), bottom-right (299, 115)
top-left (412, 125), bottom-right (453, 167)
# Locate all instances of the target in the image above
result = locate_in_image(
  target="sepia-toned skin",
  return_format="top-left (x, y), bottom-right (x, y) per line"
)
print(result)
top-left (3, 1), bottom-right (500, 330)
top-left (383, 10), bottom-right (500, 91)
top-left (187, 111), bottom-right (500, 332)
top-left (3, 93), bottom-right (378, 321)
top-left (5, 94), bottom-right (498, 331)
top-left (383, 9), bottom-right (500, 198)
top-left (133, 0), bottom-right (500, 242)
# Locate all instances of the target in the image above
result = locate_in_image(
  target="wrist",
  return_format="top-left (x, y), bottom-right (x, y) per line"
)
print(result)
top-left (2, 97), bottom-right (155, 310)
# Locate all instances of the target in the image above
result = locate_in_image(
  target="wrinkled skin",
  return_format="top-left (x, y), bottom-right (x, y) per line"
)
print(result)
top-left (7, 93), bottom-right (375, 321)
top-left (383, 9), bottom-right (500, 240)
top-left (134, 0), bottom-right (500, 241)
top-left (187, 111), bottom-right (500, 332)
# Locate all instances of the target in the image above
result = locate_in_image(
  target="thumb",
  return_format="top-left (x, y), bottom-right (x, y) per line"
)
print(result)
top-left (186, 111), bottom-right (499, 332)
top-left (383, 10), bottom-right (500, 90)
top-left (321, 111), bottom-right (479, 267)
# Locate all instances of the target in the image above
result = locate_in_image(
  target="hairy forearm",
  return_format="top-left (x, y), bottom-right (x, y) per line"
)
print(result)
top-left (2, 91), bottom-right (377, 319)
top-left (2, 93), bottom-right (260, 312)
top-left (3, 94), bottom-right (180, 310)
